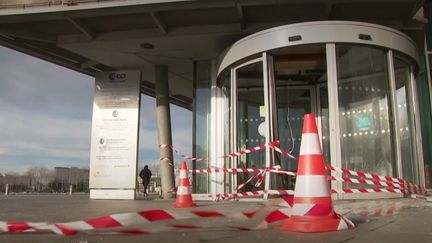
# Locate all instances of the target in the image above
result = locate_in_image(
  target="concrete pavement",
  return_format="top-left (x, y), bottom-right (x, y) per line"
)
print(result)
top-left (0, 194), bottom-right (431, 243)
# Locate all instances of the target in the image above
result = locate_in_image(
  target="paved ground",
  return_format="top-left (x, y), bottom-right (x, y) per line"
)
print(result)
top-left (0, 193), bottom-right (431, 243)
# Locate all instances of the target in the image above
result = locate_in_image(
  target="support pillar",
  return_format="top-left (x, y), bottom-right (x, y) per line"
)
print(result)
top-left (155, 65), bottom-right (175, 199)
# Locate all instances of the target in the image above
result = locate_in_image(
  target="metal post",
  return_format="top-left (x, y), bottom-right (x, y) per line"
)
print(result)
top-left (155, 65), bottom-right (175, 199)
top-left (5, 183), bottom-right (9, 195)
top-left (69, 185), bottom-right (73, 195)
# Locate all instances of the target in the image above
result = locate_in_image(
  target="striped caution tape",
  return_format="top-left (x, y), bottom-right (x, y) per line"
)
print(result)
top-left (331, 188), bottom-right (405, 194)
top-left (214, 190), bottom-right (295, 201)
top-left (328, 175), bottom-right (402, 189)
top-left (159, 141), bottom-right (296, 163)
top-left (325, 165), bottom-right (405, 184)
top-left (268, 143), bottom-right (297, 160)
top-left (159, 144), bottom-right (207, 162)
top-left (326, 165), bottom-right (425, 195)
top-left (0, 207), bottom-right (270, 236)
top-left (0, 199), bottom-right (301, 236)
top-left (189, 167), bottom-right (296, 177)
top-left (221, 141), bottom-right (279, 158)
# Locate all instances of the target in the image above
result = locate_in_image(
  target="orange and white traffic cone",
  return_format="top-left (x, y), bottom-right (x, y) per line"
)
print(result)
top-left (173, 161), bottom-right (196, 208)
top-left (277, 113), bottom-right (354, 232)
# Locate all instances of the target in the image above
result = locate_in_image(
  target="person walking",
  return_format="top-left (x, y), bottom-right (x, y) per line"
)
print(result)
top-left (139, 165), bottom-right (152, 197)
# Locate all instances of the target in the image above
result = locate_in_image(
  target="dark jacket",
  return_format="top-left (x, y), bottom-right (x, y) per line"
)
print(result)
top-left (139, 166), bottom-right (152, 183)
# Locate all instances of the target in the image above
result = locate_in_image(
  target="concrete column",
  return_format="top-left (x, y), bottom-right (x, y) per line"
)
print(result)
top-left (155, 65), bottom-right (175, 199)
top-left (5, 183), bottom-right (9, 195)
top-left (69, 185), bottom-right (73, 195)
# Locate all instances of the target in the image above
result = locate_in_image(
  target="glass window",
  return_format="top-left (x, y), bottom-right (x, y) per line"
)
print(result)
top-left (394, 57), bottom-right (418, 183)
top-left (236, 61), bottom-right (265, 192)
top-left (418, 55), bottom-right (432, 188)
top-left (193, 61), bottom-right (211, 194)
top-left (336, 45), bottom-right (396, 177)
top-left (221, 71), bottom-right (232, 193)
top-left (271, 44), bottom-right (328, 189)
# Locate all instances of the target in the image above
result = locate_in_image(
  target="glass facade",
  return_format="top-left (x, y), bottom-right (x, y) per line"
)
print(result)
top-left (421, 23), bottom-right (432, 188)
top-left (188, 22), bottom-right (428, 197)
top-left (193, 61), bottom-right (211, 194)
top-left (271, 45), bottom-right (328, 189)
top-left (235, 61), bottom-right (266, 191)
top-left (336, 45), bottom-right (396, 177)
top-left (394, 57), bottom-right (418, 183)
top-left (214, 44), bottom-right (421, 195)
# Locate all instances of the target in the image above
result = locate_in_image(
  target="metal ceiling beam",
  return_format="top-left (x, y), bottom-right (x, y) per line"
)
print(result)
top-left (65, 16), bottom-right (95, 40)
top-left (0, 28), bottom-right (57, 43)
top-left (236, 1), bottom-right (245, 30)
top-left (80, 59), bottom-right (99, 69)
top-left (58, 22), bottom-right (250, 44)
top-left (149, 11), bottom-right (168, 34)
top-left (0, 36), bottom-right (94, 76)
top-left (326, 2), bottom-right (334, 19)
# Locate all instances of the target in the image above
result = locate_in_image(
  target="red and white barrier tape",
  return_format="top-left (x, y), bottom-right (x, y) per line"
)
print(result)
top-left (221, 141), bottom-right (279, 158)
top-left (0, 206), bottom-right (270, 236)
top-left (331, 188), bottom-right (405, 194)
top-left (328, 176), bottom-right (402, 189)
top-left (159, 141), bottom-right (296, 162)
top-left (268, 143), bottom-right (297, 160)
top-left (326, 165), bottom-right (425, 195)
top-left (189, 167), bottom-right (296, 177)
top-left (0, 197), bottom-right (306, 236)
top-left (214, 190), bottom-right (295, 201)
top-left (159, 144), bottom-right (207, 162)
top-left (214, 186), bottom-right (405, 201)
top-left (326, 165), bottom-right (404, 185)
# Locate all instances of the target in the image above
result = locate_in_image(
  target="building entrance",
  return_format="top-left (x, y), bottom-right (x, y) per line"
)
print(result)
top-left (216, 22), bottom-right (424, 198)
top-left (227, 45), bottom-right (329, 194)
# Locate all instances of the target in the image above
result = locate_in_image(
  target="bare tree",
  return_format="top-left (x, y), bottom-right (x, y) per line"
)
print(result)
top-left (25, 166), bottom-right (54, 192)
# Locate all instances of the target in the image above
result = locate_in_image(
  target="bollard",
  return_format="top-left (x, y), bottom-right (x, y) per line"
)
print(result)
top-left (5, 183), bottom-right (9, 195)
top-left (69, 185), bottom-right (73, 195)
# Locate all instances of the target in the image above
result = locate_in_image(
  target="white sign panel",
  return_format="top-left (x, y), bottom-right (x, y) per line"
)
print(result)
top-left (89, 71), bottom-right (141, 190)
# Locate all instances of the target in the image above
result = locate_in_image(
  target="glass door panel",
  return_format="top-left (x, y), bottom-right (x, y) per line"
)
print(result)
top-left (235, 60), bottom-right (266, 192)
top-left (336, 45), bottom-right (396, 179)
top-left (318, 84), bottom-right (331, 164)
top-left (271, 44), bottom-right (327, 190)
top-left (275, 87), bottom-right (312, 172)
top-left (394, 57), bottom-right (418, 183)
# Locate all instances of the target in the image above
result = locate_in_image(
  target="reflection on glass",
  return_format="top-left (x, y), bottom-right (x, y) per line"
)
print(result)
top-left (275, 88), bottom-right (311, 172)
top-left (272, 44), bottom-right (327, 189)
top-left (193, 61), bottom-right (211, 194)
top-left (221, 72), bottom-right (232, 193)
top-left (394, 57), bottom-right (417, 183)
top-left (236, 61), bottom-right (265, 192)
top-left (336, 45), bottom-right (396, 178)
top-left (319, 85), bottom-right (331, 163)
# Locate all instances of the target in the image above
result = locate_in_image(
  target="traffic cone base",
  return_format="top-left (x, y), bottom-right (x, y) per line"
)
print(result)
top-left (277, 214), bottom-right (348, 233)
top-left (173, 195), bottom-right (196, 208)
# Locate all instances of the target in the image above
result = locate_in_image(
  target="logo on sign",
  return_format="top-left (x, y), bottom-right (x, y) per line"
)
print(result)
top-left (109, 73), bottom-right (126, 80)
top-left (112, 110), bottom-right (119, 117)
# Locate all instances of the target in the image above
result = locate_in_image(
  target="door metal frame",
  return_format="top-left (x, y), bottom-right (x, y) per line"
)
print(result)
top-left (326, 43), bottom-right (343, 199)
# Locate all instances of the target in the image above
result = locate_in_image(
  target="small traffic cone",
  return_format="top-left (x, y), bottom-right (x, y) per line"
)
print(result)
top-left (277, 113), bottom-right (354, 232)
top-left (173, 161), bottom-right (196, 208)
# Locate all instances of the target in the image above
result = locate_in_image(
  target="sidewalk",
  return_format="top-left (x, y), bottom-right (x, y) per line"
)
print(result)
top-left (0, 194), bottom-right (431, 243)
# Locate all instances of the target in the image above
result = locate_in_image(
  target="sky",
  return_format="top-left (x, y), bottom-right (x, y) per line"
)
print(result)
top-left (0, 46), bottom-right (192, 174)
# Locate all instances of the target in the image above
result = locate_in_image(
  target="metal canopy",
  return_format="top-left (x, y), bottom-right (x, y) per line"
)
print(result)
top-left (0, 0), bottom-right (426, 110)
